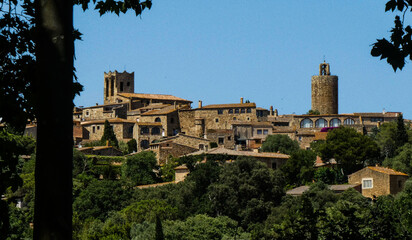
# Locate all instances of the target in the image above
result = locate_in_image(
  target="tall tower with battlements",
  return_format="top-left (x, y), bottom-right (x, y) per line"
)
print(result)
top-left (311, 63), bottom-right (338, 114)
top-left (104, 71), bottom-right (134, 104)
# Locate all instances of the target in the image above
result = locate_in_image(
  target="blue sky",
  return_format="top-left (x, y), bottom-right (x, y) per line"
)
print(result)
top-left (73, 1), bottom-right (412, 119)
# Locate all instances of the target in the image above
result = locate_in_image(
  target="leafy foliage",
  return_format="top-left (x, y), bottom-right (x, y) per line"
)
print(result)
top-left (281, 149), bottom-right (316, 186)
top-left (317, 127), bottom-right (380, 175)
top-left (127, 139), bottom-right (138, 153)
top-left (371, 1), bottom-right (412, 71)
top-left (261, 134), bottom-right (300, 154)
top-left (122, 151), bottom-right (159, 186)
top-left (101, 120), bottom-right (119, 147)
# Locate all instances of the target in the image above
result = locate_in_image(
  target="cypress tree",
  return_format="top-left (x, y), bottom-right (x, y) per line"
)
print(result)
top-left (101, 120), bottom-right (119, 147)
top-left (155, 215), bottom-right (164, 240)
top-left (395, 114), bottom-right (408, 148)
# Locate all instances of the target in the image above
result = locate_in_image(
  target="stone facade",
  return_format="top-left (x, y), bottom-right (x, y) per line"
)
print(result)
top-left (104, 71), bottom-right (135, 104)
top-left (80, 103), bottom-right (128, 121)
top-left (149, 141), bottom-right (198, 165)
top-left (157, 134), bottom-right (210, 150)
top-left (81, 119), bottom-right (135, 142)
top-left (206, 129), bottom-right (234, 149)
top-left (348, 166), bottom-right (409, 198)
top-left (179, 100), bottom-right (258, 137)
top-left (311, 63), bottom-right (338, 114)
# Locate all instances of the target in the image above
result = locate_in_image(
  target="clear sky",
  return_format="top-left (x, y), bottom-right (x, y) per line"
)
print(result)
top-left (73, 1), bottom-right (412, 119)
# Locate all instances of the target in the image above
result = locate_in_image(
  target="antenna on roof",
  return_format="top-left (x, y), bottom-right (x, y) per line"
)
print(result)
top-left (323, 55), bottom-right (326, 63)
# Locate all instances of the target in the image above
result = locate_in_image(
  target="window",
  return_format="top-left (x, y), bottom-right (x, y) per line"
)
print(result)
top-left (155, 117), bottom-right (161, 122)
top-left (92, 126), bottom-right (95, 133)
top-left (241, 108), bottom-right (245, 113)
top-left (199, 144), bottom-right (204, 150)
top-left (217, 109), bottom-right (223, 115)
top-left (343, 118), bottom-right (355, 125)
top-left (362, 178), bottom-right (373, 189)
top-left (141, 127), bottom-right (149, 134)
top-left (371, 117), bottom-right (384, 122)
top-left (228, 136), bottom-right (231, 140)
top-left (151, 127), bottom-right (160, 135)
top-left (330, 118), bottom-right (341, 127)
top-left (127, 82), bottom-right (130, 87)
top-left (235, 109), bottom-right (239, 113)
top-left (228, 109), bottom-right (233, 114)
top-left (97, 126), bottom-right (100, 130)
top-left (263, 129), bottom-right (269, 135)
top-left (128, 126), bottom-right (133, 134)
top-left (257, 129), bottom-right (263, 134)
top-left (247, 108), bottom-right (251, 113)
top-left (120, 82), bottom-right (124, 92)
top-left (233, 117), bottom-right (236, 120)
top-left (215, 118), bottom-right (219, 123)
top-left (300, 118), bottom-right (313, 128)
top-left (399, 180), bottom-right (403, 188)
top-left (315, 118), bottom-right (328, 128)
top-left (218, 137), bottom-right (224, 145)
top-left (170, 117), bottom-right (174, 124)
top-left (86, 111), bottom-right (89, 116)
top-left (140, 140), bottom-right (149, 149)
top-left (272, 162), bottom-right (277, 169)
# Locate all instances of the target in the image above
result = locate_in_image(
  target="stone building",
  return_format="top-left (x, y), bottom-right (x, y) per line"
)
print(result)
top-left (232, 121), bottom-right (273, 150)
top-left (348, 166), bottom-right (409, 198)
top-left (149, 141), bottom-right (198, 165)
top-left (104, 71), bottom-right (135, 104)
top-left (179, 98), bottom-right (258, 138)
top-left (311, 62), bottom-right (338, 114)
top-left (81, 118), bottom-right (135, 142)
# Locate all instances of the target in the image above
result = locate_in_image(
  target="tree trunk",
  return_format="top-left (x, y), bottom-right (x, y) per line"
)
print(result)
top-left (34, 0), bottom-right (73, 238)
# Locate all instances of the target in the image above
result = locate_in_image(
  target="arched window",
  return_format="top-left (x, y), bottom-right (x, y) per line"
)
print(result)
top-left (140, 140), bottom-right (149, 149)
top-left (141, 127), bottom-right (149, 134)
top-left (315, 118), bottom-right (328, 128)
top-left (151, 127), bottom-right (160, 135)
top-left (344, 118), bottom-right (355, 125)
top-left (155, 117), bottom-right (161, 122)
top-left (300, 118), bottom-right (313, 128)
top-left (330, 118), bottom-right (341, 127)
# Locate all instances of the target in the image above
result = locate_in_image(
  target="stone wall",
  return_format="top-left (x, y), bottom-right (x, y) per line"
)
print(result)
top-left (206, 129), bottom-right (234, 149)
top-left (104, 71), bottom-right (135, 104)
top-left (311, 75), bottom-right (338, 114)
top-left (150, 142), bottom-right (197, 165)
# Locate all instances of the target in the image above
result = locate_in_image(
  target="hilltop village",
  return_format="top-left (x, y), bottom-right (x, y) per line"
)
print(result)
top-left (65, 62), bottom-right (401, 166)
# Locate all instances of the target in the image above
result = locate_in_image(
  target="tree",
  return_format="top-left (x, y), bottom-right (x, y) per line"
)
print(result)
top-left (306, 109), bottom-right (320, 115)
top-left (373, 122), bottom-right (398, 159)
top-left (101, 120), bottom-right (119, 147)
top-left (371, 1), bottom-right (412, 71)
top-left (122, 151), bottom-right (159, 186)
top-left (395, 114), bottom-right (409, 147)
top-left (280, 149), bottom-right (316, 186)
top-left (261, 134), bottom-right (299, 154)
top-left (208, 157), bottom-right (285, 228)
top-left (155, 215), bottom-right (165, 240)
top-left (383, 143), bottom-right (412, 175)
top-left (127, 138), bottom-right (138, 153)
top-left (317, 127), bottom-right (381, 175)
top-left (72, 179), bottom-right (131, 221)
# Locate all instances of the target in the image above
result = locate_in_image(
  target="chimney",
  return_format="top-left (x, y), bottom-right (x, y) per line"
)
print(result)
top-left (274, 109), bottom-right (278, 117)
top-left (270, 106), bottom-right (274, 116)
top-left (240, 97), bottom-right (244, 104)
top-left (198, 100), bottom-right (202, 108)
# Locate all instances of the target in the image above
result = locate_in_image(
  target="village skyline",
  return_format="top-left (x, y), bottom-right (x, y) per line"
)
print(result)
top-left (73, 1), bottom-right (412, 119)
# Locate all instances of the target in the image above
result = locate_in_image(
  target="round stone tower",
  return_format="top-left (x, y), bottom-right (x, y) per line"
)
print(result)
top-left (311, 63), bottom-right (338, 114)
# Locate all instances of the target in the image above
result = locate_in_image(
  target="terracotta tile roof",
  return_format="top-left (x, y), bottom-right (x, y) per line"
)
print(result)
top-left (232, 121), bottom-right (273, 127)
top-left (187, 147), bottom-right (289, 159)
top-left (157, 133), bottom-right (210, 143)
top-left (136, 122), bottom-right (162, 126)
top-left (353, 112), bottom-right (401, 117)
top-left (200, 103), bottom-right (256, 109)
top-left (256, 107), bottom-right (268, 111)
top-left (118, 93), bottom-right (192, 102)
top-left (141, 106), bottom-right (177, 116)
top-left (81, 118), bottom-right (136, 125)
top-left (368, 166), bottom-right (408, 176)
top-left (82, 102), bottom-right (127, 109)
